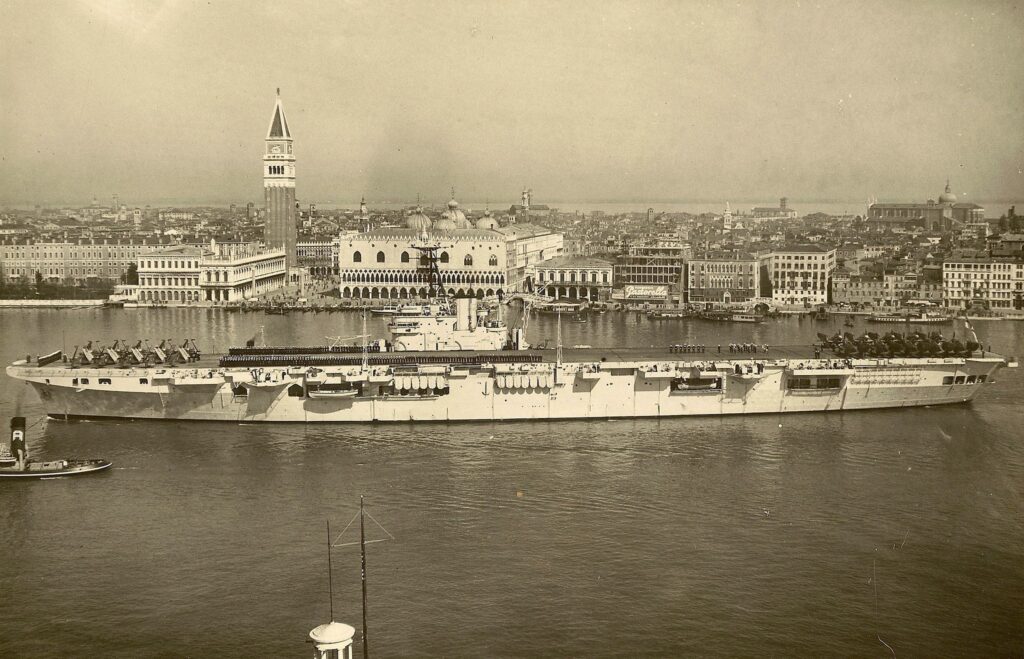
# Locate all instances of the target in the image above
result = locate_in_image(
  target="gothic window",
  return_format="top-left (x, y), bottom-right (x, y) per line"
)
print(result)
top-left (464, 255), bottom-right (473, 267)
top-left (376, 251), bottom-right (385, 263)
top-left (489, 255), bottom-right (497, 266)
top-left (401, 251), bottom-right (410, 263)
top-left (353, 251), bottom-right (362, 263)
top-left (440, 252), bottom-right (450, 264)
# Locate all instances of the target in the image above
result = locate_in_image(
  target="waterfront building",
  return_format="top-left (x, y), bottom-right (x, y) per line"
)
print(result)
top-left (496, 222), bottom-right (563, 292)
top-left (529, 256), bottom-right (613, 301)
top-left (833, 270), bottom-right (944, 308)
top-left (613, 239), bottom-right (691, 305)
top-left (867, 180), bottom-right (983, 232)
top-left (338, 225), bottom-right (507, 300)
top-left (136, 245), bottom-right (204, 303)
top-left (0, 238), bottom-right (165, 284)
top-left (768, 245), bottom-right (836, 306)
top-left (297, 237), bottom-right (339, 276)
top-left (684, 251), bottom-right (760, 306)
top-left (263, 91), bottom-right (297, 268)
top-left (136, 242), bottom-right (287, 304)
top-left (336, 213), bottom-right (561, 300)
top-left (942, 253), bottom-right (1024, 312)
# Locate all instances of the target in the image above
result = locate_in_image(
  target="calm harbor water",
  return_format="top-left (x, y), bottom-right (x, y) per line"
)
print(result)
top-left (1, 308), bottom-right (1022, 657)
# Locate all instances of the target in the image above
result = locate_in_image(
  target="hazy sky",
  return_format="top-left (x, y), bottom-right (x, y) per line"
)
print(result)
top-left (2, 0), bottom-right (1022, 207)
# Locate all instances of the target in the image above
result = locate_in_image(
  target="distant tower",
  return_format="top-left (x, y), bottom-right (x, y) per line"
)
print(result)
top-left (647, 208), bottom-right (654, 223)
top-left (263, 89), bottom-right (297, 267)
top-left (520, 188), bottom-right (532, 224)
top-left (359, 196), bottom-right (370, 232)
top-left (723, 202), bottom-right (733, 231)
top-left (779, 197), bottom-right (788, 211)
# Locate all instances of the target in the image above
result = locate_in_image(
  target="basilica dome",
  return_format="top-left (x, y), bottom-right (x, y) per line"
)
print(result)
top-left (938, 181), bottom-right (957, 204)
top-left (476, 210), bottom-right (499, 230)
top-left (405, 207), bottom-right (431, 231)
top-left (441, 198), bottom-right (472, 229)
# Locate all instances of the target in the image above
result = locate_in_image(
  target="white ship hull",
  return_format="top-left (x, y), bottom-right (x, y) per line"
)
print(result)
top-left (6, 355), bottom-right (1007, 423)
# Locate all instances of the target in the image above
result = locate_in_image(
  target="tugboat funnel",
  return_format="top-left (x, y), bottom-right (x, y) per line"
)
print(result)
top-left (9, 416), bottom-right (27, 468)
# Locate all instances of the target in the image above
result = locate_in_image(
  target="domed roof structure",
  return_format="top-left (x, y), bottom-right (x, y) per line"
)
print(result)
top-left (433, 217), bottom-right (457, 231)
top-left (405, 206), bottom-right (431, 231)
top-left (939, 180), bottom-right (957, 204)
top-left (476, 209), bottom-right (499, 230)
top-left (309, 621), bottom-right (356, 645)
top-left (441, 198), bottom-right (472, 229)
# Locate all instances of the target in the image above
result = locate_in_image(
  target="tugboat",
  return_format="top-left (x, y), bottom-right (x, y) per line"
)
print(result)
top-left (0, 418), bottom-right (111, 479)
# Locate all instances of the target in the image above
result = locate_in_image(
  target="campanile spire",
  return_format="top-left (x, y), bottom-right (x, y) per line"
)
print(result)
top-left (263, 90), bottom-right (297, 266)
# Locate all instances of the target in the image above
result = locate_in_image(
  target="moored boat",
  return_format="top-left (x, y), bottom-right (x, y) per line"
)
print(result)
top-left (1, 418), bottom-right (111, 479)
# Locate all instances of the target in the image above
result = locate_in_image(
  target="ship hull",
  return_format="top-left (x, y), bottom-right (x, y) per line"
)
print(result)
top-left (7, 356), bottom-right (1005, 423)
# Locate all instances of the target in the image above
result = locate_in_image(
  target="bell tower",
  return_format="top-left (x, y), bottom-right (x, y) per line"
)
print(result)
top-left (263, 89), bottom-right (297, 267)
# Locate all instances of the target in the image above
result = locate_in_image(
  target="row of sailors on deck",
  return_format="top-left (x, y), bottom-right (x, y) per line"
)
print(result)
top-left (670, 344), bottom-right (705, 353)
top-left (724, 343), bottom-right (767, 354)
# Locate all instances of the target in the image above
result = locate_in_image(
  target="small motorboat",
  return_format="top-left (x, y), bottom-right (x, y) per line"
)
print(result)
top-left (1, 418), bottom-right (112, 480)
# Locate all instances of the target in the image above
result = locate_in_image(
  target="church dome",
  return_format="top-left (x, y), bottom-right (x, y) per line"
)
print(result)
top-left (441, 198), bottom-right (471, 228)
top-left (476, 210), bottom-right (499, 230)
top-left (406, 207), bottom-right (431, 231)
top-left (939, 181), bottom-right (957, 204)
top-left (434, 217), bottom-right (457, 231)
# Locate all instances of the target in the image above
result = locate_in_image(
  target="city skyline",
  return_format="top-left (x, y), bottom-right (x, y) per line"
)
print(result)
top-left (3, 1), bottom-right (1023, 206)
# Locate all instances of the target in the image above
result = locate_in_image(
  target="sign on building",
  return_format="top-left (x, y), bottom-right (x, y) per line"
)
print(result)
top-left (624, 285), bottom-right (669, 300)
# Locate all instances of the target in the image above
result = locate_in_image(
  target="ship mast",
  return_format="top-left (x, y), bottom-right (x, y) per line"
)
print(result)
top-left (326, 519), bottom-right (335, 622)
top-left (361, 308), bottom-right (369, 373)
top-left (556, 310), bottom-right (563, 365)
top-left (360, 495), bottom-right (369, 659)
